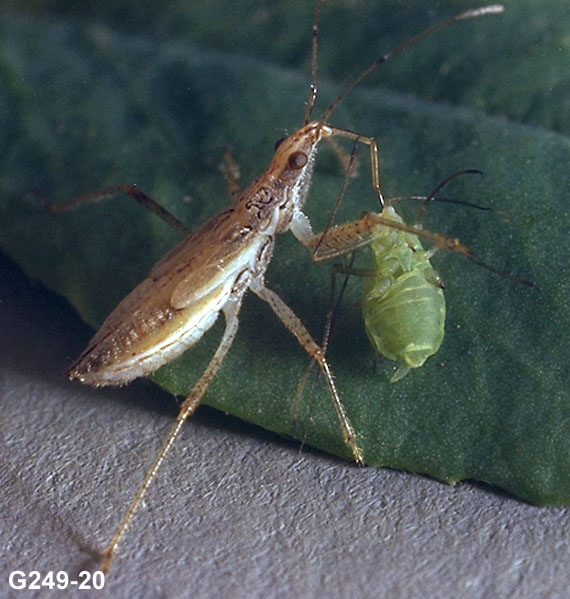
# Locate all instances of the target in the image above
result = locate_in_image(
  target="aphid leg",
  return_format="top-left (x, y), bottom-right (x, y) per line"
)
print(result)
top-left (250, 279), bottom-right (363, 465)
top-left (219, 148), bottom-right (242, 204)
top-left (362, 214), bottom-right (538, 287)
top-left (48, 184), bottom-right (190, 237)
top-left (101, 297), bottom-right (243, 573)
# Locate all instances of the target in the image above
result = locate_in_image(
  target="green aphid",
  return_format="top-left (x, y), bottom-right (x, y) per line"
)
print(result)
top-left (309, 165), bottom-right (468, 384)
top-left (310, 168), bottom-right (536, 383)
top-left (360, 204), bottom-right (445, 382)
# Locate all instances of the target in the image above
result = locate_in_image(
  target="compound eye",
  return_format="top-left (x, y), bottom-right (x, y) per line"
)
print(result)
top-left (274, 137), bottom-right (286, 152)
top-left (287, 151), bottom-right (308, 170)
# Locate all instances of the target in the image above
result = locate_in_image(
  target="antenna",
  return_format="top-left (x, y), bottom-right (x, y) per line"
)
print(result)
top-left (304, 0), bottom-right (323, 124)
top-left (318, 5), bottom-right (504, 125)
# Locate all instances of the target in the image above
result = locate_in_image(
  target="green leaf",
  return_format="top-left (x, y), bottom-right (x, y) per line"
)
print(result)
top-left (6, 0), bottom-right (569, 135)
top-left (0, 3), bottom-right (568, 505)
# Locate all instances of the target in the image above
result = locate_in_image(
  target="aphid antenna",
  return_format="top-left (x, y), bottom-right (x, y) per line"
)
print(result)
top-left (387, 170), bottom-right (510, 222)
top-left (415, 170), bottom-right (538, 288)
top-left (391, 195), bottom-right (498, 213)
top-left (415, 169), bottom-right (484, 227)
top-left (318, 165), bottom-right (539, 290)
top-left (302, 2), bottom-right (506, 256)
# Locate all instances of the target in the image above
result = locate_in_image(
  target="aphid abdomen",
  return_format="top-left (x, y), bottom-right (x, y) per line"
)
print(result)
top-left (361, 206), bottom-right (445, 382)
top-left (363, 267), bottom-right (445, 382)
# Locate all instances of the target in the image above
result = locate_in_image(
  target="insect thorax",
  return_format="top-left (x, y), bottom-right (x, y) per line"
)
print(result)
top-left (367, 206), bottom-right (435, 286)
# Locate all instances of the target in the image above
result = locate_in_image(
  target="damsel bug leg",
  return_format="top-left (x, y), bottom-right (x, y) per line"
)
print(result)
top-left (219, 148), bottom-right (242, 204)
top-left (291, 251), bottom-right (358, 432)
top-left (56, 2), bottom-right (510, 570)
top-left (324, 137), bottom-right (361, 181)
top-left (49, 184), bottom-right (190, 237)
top-left (307, 209), bottom-right (538, 289)
top-left (101, 294), bottom-right (244, 573)
top-left (300, 166), bottom-right (537, 386)
top-left (251, 279), bottom-right (363, 465)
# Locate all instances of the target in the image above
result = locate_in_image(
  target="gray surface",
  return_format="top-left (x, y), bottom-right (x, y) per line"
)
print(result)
top-left (1, 253), bottom-right (568, 599)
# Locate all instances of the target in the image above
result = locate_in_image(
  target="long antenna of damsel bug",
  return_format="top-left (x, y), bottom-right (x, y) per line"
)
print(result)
top-left (304, 0), bottom-right (323, 124)
top-left (318, 5), bottom-right (504, 126)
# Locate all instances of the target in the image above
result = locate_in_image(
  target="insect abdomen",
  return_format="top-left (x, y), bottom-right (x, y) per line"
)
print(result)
top-left (361, 207), bottom-right (445, 382)
top-left (66, 279), bottom-right (227, 387)
top-left (363, 267), bottom-right (445, 382)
